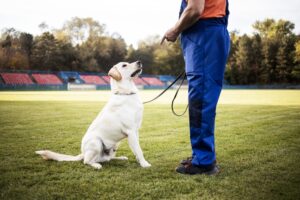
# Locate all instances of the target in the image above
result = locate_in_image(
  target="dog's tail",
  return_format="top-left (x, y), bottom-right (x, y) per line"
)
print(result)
top-left (35, 150), bottom-right (83, 162)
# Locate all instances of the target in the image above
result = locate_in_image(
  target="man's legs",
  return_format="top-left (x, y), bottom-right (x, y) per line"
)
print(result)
top-left (188, 72), bottom-right (222, 167)
top-left (177, 25), bottom-right (230, 174)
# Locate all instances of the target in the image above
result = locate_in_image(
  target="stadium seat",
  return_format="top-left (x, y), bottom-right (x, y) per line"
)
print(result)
top-left (158, 75), bottom-right (176, 84)
top-left (141, 77), bottom-right (165, 86)
top-left (101, 76), bottom-right (110, 83)
top-left (80, 75), bottom-right (108, 85)
top-left (32, 74), bottom-right (62, 85)
top-left (0, 73), bottom-right (34, 84)
top-left (133, 77), bottom-right (148, 86)
top-left (58, 71), bottom-right (84, 84)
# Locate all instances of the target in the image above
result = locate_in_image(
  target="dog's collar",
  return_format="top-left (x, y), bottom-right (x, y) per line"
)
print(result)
top-left (114, 92), bottom-right (136, 95)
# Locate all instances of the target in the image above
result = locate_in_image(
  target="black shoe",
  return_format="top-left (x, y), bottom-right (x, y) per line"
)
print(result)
top-left (180, 157), bottom-right (217, 167)
top-left (176, 162), bottom-right (220, 175)
top-left (180, 156), bottom-right (193, 165)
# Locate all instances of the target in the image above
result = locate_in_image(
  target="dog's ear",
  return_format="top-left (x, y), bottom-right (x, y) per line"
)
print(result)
top-left (108, 67), bottom-right (122, 81)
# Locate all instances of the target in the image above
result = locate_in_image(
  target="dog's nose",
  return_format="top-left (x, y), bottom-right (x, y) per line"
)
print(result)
top-left (136, 60), bottom-right (142, 67)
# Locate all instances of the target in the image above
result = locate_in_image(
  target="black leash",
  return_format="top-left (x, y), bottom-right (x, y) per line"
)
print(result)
top-left (143, 71), bottom-right (189, 116)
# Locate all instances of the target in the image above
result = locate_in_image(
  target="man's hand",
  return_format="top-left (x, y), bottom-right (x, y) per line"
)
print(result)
top-left (161, 27), bottom-right (180, 45)
top-left (161, 0), bottom-right (204, 45)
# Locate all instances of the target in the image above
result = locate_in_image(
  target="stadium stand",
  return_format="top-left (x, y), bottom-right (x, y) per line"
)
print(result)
top-left (80, 75), bottom-right (108, 85)
top-left (57, 71), bottom-right (84, 84)
top-left (0, 70), bottom-right (169, 90)
top-left (0, 73), bottom-right (34, 85)
top-left (32, 73), bottom-right (63, 85)
top-left (142, 77), bottom-right (165, 86)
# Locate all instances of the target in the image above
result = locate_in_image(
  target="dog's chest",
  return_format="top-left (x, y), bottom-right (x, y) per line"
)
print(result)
top-left (112, 96), bottom-right (143, 126)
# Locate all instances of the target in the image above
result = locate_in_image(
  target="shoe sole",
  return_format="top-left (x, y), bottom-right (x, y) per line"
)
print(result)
top-left (203, 165), bottom-right (220, 176)
top-left (175, 165), bottom-right (220, 176)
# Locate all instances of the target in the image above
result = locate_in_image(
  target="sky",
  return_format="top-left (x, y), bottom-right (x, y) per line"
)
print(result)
top-left (0, 0), bottom-right (299, 47)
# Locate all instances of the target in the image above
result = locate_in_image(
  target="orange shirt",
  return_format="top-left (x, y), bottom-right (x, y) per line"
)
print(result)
top-left (201, 0), bottom-right (226, 18)
top-left (186, 0), bottom-right (227, 18)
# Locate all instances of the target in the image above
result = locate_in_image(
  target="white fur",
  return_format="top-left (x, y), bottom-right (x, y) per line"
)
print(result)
top-left (36, 61), bottom-right (151, 169)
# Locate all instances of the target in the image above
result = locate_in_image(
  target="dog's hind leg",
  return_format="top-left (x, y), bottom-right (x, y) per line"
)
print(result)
top-left (82, 138), bottom-right (106, 169)
top-left (83, 150), bottom-right (102, 169)
top-left (110, 144), bottom-right (128, 161)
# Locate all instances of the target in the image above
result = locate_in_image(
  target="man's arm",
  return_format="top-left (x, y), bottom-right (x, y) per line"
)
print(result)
top-left (161, 0), bottom-right (205, 44)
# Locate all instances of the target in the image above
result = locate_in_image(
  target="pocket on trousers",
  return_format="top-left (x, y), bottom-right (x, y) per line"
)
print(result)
top-left (181, 35), bottom-right (205, 74)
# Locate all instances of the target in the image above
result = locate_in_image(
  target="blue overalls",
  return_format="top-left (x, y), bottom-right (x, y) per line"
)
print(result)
top-left (180, 0), bottom-right (230, 167)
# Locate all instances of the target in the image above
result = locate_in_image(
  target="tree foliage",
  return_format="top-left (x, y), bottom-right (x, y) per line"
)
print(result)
top-left (127, 35), bottom-right (184, 75)
top-left (227, 19), bottom-right (299, 84)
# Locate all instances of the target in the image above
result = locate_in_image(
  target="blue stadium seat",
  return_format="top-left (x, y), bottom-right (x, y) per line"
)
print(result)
top-left (158, 75), bottom-right (176, 84)
top-left (57, 71), bottom-right (84, 84)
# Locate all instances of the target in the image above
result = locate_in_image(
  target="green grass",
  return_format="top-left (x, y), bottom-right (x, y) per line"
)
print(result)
top-left (0, 90), bottom-right (300, 199)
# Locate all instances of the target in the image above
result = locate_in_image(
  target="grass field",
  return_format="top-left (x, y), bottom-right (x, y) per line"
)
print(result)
top-left (0, 90), bottom-right (300, 200)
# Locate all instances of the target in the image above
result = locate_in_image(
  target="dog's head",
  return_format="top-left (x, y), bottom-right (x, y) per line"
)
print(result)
top-left (108, 61), bottom-right (142, 82)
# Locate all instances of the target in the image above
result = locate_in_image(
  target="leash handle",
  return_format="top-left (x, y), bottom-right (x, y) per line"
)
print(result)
top-left (143, 71), bottom-right (189, 117)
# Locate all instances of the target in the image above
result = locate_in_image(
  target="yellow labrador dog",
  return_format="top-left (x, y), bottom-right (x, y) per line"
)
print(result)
top-left (36, 61), bottom-right (151, 169)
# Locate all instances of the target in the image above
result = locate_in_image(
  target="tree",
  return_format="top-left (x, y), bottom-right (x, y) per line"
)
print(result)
top-left (126, 35), bottom-right (184, 75)
top-left (251, 34), bottom-right (263, 83)
top-left (77, 35), bottom-right (127, 72)
top-left (31, 32), bottom-right (77, 71)
top-left (276, 36), bottom-right (296, 82)
top-left (19, 32), bottom-right (33, 67)
top-left (295, 40), bottom-right (300, 62)
top-left (153, 40), bottom-right (184, 75)
top-left (0, 35), bottom-right (13, 69)
top-left (235, 34), bottom-right (261, 84)
top-left (225, 31), bottom-right (240, 84)
top-left (253, 19), bottom-right (297, 84)
top-left (126, 40), bottom-right (156, 74)
top-left (0, 28), bottom-right (29, 70)
top-left (57, 41), bottom-right (80, 71)
top-left (253, 19), bottom-right (294, 38)
top-left (56, 17), bottom-right (106, 45)
top-left (292, 40), bottom-right (300, 82)
top-left (94, 36), bottom-right (127, 72)
top-left (38, 22), bottom-right (49, 33)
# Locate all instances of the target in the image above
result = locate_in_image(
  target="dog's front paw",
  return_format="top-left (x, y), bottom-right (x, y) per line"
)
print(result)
top-left (90, 163), bottom-right (102, 170)
top-left (118, 156), bottom-right (128, 160)
top-left (140, 160), bottom-right (151, 168)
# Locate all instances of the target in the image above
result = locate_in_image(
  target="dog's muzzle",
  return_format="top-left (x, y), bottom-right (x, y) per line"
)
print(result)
top-left (131, 68), bottom-right (142, 77)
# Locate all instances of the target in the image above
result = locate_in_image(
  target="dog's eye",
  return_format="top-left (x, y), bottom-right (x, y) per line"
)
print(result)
top-left (122, 64), bottom-right (127, 68)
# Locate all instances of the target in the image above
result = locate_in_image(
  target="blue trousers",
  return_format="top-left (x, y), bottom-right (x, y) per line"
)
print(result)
top-left (181, 20), bottom-right (230, 166)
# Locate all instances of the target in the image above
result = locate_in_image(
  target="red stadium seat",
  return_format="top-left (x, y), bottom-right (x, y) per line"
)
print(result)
top-left (133, 77), bottom-right (148, 85)
top-left (101, 76), bottom-right (110, 83)
top-left (80, 75), bottom-right (108, 84)
top-left (0, 73), bottom-right (34, 84)
top-left (32, 74), bottom-right (62, 85)
top-left (142, 77), bottom-right (165, 86)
